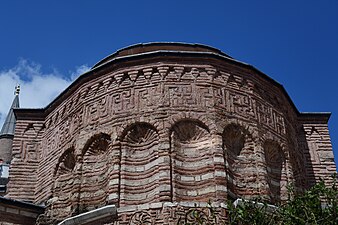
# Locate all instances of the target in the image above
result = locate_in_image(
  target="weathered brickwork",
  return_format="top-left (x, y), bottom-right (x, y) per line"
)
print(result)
top-left (6, 119), bottom-right (44, 202)
top-left (5, 43), bottom-right (336, 224)
top-left (298, 117), bottom-right (337, 186)
top-left (113, 202), bottom-right (227, 225)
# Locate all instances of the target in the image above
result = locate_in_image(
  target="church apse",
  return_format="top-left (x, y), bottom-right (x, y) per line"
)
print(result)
top-left (1, 43), bottom-right (335, 225)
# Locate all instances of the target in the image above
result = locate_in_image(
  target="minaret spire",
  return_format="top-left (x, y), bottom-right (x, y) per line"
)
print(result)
top-left (0, 85), bottom-right (20, 137)
top-left (0, 85), bottom-right (20, 194)
top-left (0, 85), bottom-right (20, 164)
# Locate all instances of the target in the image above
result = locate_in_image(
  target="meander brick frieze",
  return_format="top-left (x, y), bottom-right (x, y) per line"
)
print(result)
top-left (111, 202), bottom-right (228, 225)
top-left (6, 119), bottom-right (44, 202)
top-left (5, 44), bottom-right (336, 224)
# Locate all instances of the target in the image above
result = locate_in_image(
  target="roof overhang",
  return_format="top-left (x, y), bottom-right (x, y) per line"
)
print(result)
top-left (298, 112), bottom-right (331, 123)
top-left (13, 43), bottom-right (331, 123)
top-left (0, 197), bottom-right (45, 225)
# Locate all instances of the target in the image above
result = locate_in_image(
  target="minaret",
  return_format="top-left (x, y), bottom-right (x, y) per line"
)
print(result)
top-left (0, 85), bottom-right (20, 163)
top-left (0, 85), bottom-right (19, 194)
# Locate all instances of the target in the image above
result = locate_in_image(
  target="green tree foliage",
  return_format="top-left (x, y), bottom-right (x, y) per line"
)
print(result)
top-left (227, 199), bottom-right (278, 225)
top-left (227, 175), bottom-right (338, 225)
top-left (179, 175), bottom-right (337, 225)
top-left (279, 179), bottom-right (338, 225)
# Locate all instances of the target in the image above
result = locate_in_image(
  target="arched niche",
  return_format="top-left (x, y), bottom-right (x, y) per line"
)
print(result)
top-left (263, 141), bottom-right (285, 204)
top-left (54, 147), bottom-right (76, 177)
top-left (82, 133), bottom-right (111, 156)
top-left (79, 133), bottom-right (111, 212)
top-left (120, 123), bottom-right (160, 206)
top-left (51, 147), bottom-right (77, 219)
top-left (170, 120), bottom-right (214, 202)
top-left (222, 124), bottom-right (253, 200)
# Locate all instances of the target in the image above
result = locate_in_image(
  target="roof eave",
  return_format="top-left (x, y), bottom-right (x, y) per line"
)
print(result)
top-left (298, 112), bottom-right (331, 123)
top-left (13, 50), bottom-right (327, 122)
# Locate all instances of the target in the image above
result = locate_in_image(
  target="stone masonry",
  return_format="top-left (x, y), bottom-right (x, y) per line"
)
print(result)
top-left (3, 43), bottom-right (337, 224)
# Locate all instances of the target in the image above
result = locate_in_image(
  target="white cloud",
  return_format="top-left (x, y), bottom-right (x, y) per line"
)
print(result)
top-left (70, 64), bottom-right (91, 80)
top-left (0, 59), bottom-right (90, 128)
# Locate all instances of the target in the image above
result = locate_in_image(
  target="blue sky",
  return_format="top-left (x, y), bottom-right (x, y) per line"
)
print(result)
top-left (0, 1), bottom-right (337, 166)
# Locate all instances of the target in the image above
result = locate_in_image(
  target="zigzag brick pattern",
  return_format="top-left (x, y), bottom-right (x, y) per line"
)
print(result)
top-left (4, 43), bottom-right (335, 224)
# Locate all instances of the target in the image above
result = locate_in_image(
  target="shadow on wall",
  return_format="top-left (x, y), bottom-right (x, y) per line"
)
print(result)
top-left (43, 121), bottom-right (312, 224)
top-left (298, 126), bottom-right (316, 189)
top-left (119, 123), bottom-right (160, 206)
top-left (49, 133), bottom-right (112, 223)
top-left (263, 141), bottom-right (285, 204)
top-left (170, 119), bottom-right (214, 202)
top-left (78, 133), bottom-right (111, 213)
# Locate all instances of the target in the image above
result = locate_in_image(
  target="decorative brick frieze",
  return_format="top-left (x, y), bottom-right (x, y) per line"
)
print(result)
top-left (5, 43), bottom-right (336, 224)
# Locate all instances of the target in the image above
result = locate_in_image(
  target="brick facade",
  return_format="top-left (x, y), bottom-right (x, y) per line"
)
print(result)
top-left (4, 43), bottom-right (336, 224)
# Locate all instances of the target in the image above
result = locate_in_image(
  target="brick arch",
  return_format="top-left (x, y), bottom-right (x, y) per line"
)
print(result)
top-left (50, 147), bottom-right (77, 220)
top-left (119, 122), bottom-right (160, 206)
top-left (54, 147), bottom-right (76, 177)
top-left (215, 118), bottom-right (259, 138)
top-left (263, 140), bottom-right (286, 204)
top-left (81, 132), bottom-right (111, 156)
top-left (259, 131), bottom-right (289, 159)
top-left (78, 132), bottom-right (111, 212)
top-left (170, 119), bottom-right (210, 136)
top-left (170, 119), bottom-right (215, 202)
top-left (222, 123), bottom-right (255, 200)
top-left (117, 121), bottom-right (161, 142)
top-left (165, 113), bottom-right (215, 135)
top-left (120, 122), bottom-right (159, 140)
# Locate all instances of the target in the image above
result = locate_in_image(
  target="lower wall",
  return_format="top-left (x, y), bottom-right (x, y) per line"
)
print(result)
top-left (114, 202), bottom-right (227, 225)
top-left (300, 120), bottom-right (337, 187)
top-left (37, 202), bottom-right (227, 225)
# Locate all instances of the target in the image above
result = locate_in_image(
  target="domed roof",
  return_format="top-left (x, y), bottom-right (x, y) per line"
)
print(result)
top-left (92, 42), bottom-right (232, 69)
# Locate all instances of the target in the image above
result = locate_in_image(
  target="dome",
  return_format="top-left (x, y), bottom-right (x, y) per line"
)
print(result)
top-left (92, 42), bottom-right (232, 69)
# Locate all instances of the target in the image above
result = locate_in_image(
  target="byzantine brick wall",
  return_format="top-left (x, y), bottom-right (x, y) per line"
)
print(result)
top-left (298, 117), bottom-right (337, 187)
top-left (44, 60), bottom-right (296, 220)
top-left (6, 119), bottom-right (44, 202)
top-left (6, 48), bottom-right (337, 224)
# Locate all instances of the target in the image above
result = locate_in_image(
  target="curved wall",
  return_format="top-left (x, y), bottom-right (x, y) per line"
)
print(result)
top-left (6, 43), bottom-right (336, 224)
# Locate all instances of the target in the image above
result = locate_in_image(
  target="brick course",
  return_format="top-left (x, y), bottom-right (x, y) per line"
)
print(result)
top-left (4, 43), bottom-right (336, 224)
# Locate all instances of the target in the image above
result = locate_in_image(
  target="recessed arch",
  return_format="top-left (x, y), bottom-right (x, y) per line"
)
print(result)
top-left (82, 132), bottom-right (111, 156)
top-left (263, 140), bottom-right (285, 204)
top-left (222, 123), bottom-right (251, 200)
top-left (170, 119), bottom-right (214, 202)
top-left (51, 146), bottom-right (77, 219)
top-left (167, 115), bottom-right (213, 134)
top-left (78, 133), bottom-right (111, 212)
top-left (170, 119), bottom-right (210, 142)
top-left (120, 122), bottom-right (159, 142)
top-left (120, 122), bottom-right (160, 206)
top-left (223, 124), bottom-right (246, 159)
top-left (54, 147), bottom-right (76, 177)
